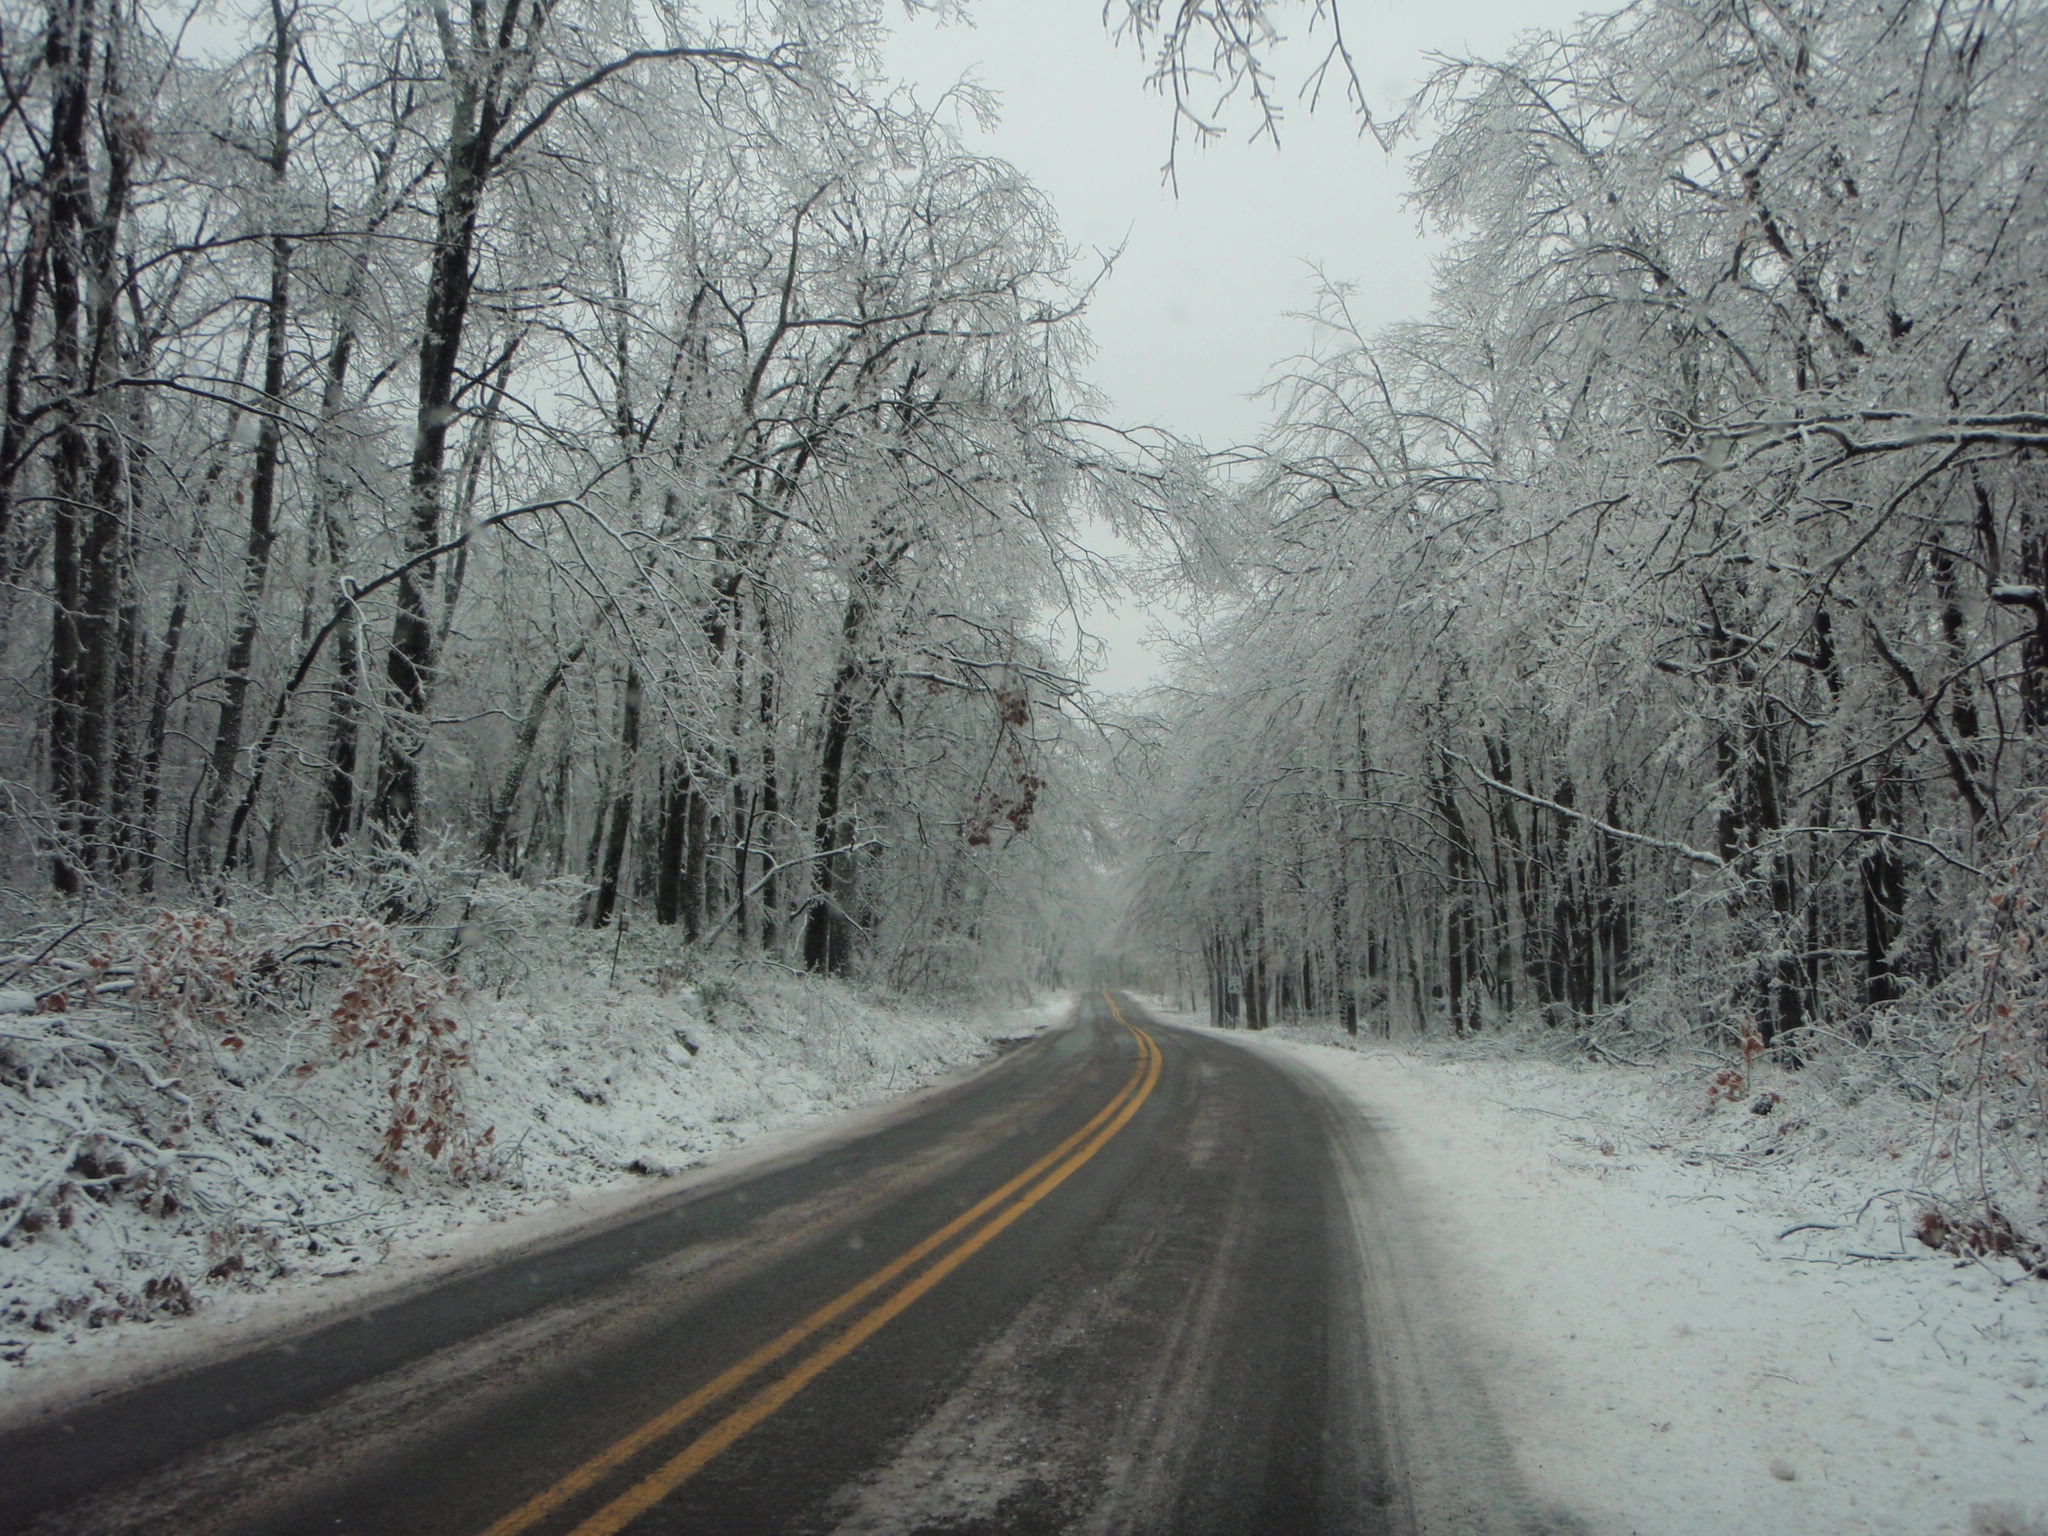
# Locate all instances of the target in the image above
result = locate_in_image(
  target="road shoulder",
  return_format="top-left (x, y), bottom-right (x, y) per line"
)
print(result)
top-left (0, 990), bottom-right (1070, 1435)
top-left (1182, 1015), bottom-right (2048, 1536)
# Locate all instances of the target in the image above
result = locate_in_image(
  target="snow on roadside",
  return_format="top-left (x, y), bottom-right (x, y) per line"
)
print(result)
top-left (1159, 1009), bottom-right (2048, 1536)
top-left (1, 941), bottom-right (1063, 1413)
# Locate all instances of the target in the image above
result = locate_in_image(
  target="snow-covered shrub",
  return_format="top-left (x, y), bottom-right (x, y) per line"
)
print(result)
top-left (127, 911), bottom-right (493, 1184)
top-left (320, 920), bottom-right (494, 1181)
top-left (1917, 802), bottom-right (2048, 1275)
top-left (0, 909), bottom-right (498, 1344)
top-left (1, 906), bottom-right (1036, 1360)
top-left (443, 874), bottom-right (590, 992)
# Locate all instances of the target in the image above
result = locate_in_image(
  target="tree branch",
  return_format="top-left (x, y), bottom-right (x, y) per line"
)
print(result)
top-left (1441, 748), bottom-right (1726, 868)
top-left (492, 43), bottom-right (794, 170)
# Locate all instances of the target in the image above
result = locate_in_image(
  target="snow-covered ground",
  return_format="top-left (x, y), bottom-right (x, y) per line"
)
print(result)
top-left (13, 967), bottom-right (2046, 1534)
top-left (1157, 1007), bottom-right (2048, 1536)
top-left (1, 933), bottom-right (1061, 1417)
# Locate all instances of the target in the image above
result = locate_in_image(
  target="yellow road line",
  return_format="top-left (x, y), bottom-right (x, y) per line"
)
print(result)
top-left (480, 1004), bottom-right (1158, 1536)
top-left (566, 1010), bottom-right (1162, 1536)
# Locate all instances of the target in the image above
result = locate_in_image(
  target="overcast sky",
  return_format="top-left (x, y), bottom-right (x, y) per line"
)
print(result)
top-left (882, 0), bottom-right (1589, 447)
top-left (879, 0), bottom-right (1588, 686)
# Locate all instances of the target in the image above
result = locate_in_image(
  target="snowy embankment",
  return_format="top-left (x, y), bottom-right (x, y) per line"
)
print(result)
top-left (1162, 1008), bottom-right (2048, 1536)
top-left (1, 921), bottom-right (1058, 1412)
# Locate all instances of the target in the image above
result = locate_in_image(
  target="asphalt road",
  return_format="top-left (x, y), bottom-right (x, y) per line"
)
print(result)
top-left (0, 994), bottom-right (1571, 1535)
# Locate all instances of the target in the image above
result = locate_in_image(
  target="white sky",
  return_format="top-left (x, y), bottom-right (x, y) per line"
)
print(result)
top-left (879, 0), bottom-right (1589, 688)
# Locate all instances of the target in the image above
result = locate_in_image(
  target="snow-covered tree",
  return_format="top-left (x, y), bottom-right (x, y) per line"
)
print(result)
top-left (1128, 0), bottom-right (2048, 1045)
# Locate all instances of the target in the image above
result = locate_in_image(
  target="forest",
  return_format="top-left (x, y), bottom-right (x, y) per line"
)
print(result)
top-left (0, 0), bottom-right (1225, 991)
top-left (1, 14), bottom-right (2045, 1514)
top-left (0, 0), bottom-right (2042, 1237)
top-left (1123, 0), bottom-right (2048, 1094)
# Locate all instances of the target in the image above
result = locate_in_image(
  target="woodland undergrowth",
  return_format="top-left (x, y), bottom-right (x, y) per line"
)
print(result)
top-left (1544, 937), bottom-right (2048, 1282)
top-left (0, 870), bottom-right (1031, 1364)
top-left (1915, 803), bottom-right (2048, 1277)
top-left (1229, 813), bottom-right (2048, 1286)
top-left (0, 902), bottom-right (499, 1346)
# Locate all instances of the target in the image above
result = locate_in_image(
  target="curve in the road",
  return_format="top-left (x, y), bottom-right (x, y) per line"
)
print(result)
top-left (489, 1006), bottom-right (1160, 1536)
top-left (5, 993), bottom-right (1578, 1536)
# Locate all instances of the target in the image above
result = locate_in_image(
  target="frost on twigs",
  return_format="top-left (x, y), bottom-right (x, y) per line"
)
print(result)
top-left (129, 911), bottom-right (495, 1184)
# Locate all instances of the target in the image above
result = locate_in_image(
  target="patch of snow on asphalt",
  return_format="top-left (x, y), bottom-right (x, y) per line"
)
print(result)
top-left (1172, 1014), bottom-right (2048, 1536)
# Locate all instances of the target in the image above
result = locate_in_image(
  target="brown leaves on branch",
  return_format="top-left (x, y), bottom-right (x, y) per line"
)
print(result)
top-left (125, 912), bottom-right (495, 1183)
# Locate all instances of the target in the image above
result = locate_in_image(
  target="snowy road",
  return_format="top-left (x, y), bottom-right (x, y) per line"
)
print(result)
top-left (0, 995), bottom-right (1562, 1535)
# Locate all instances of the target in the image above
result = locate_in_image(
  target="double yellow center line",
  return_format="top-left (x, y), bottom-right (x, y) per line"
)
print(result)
top-left (480, 996), bottom-right (1160, 1536)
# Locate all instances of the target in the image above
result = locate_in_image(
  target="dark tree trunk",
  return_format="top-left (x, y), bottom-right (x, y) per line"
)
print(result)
top-left (313, 315), bottom-right (364, 850)
top-left (755, 627), bottom-right (782, 950)
top-left (1243, 915), bottom-right (1270, 1031)
top-left (481, 642), bottom-right (583, 870)
top-left (1484, 735), bottom-right (1531, 1015)
top-left (2024, 508), bottom-right (2048, 735)
top-left (1814, 607), bottom-right (1903, 1021)
top-left (654, 761), bottom-right (709, 939)
top-left (309, 134), bottom-right (407, 852)
top-left (1331, 761), bottom-right (1358, 1036)
top-left (322, 617), bottom-right (361, 848)
top-left (197, 184), bottom-right (292, 865)
top-left (43, 0), bottom-right (135, 888)
top-left (1749, 700), bottom-right (1806, 1048)
top-left (0, 170), bottom-right (51, 562)
top-left (1596, 801), bottom-right (1631, 1008)
top-left (134, 570), bottom-right (191, 895)
top-left (44, 0), bottom-right (99, 891)
top-left (588, 666), bottom-right (641, 929)
top-left (802, 657), bottom-right (861, 975)
top-left (1434, 769), bottom-right (1481, 1034)
top-left (372, 16), bottom-right (515, 848)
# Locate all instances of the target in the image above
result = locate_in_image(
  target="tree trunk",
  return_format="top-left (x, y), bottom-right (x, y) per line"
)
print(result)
top-left (654, 760), bottom-right (708, 937)
top-left (481, 642), bottom-right (584, 870)
top-left (1331, 764), bottom-right (1358, 1036)
top-left (197, 107), bottom-right (293, 867)
top-left (802, 654), bottom-right (861, 974)
top-left (588, 666), bottom-right (641, 928)
top-left (1814, 606), bottom-right (1903, 1021)
top-left (372, 21), bottom-right (510, 848)
top-left (44, 0), bottom-right (100, 890)
top-left (754, 625), bottom-right (782, 951)
top-left (0, 170), bottom-right (51, 565)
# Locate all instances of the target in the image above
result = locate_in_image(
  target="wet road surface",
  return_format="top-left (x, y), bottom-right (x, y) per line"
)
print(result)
top-left (1, 993), bottom-right (1566, 1535)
